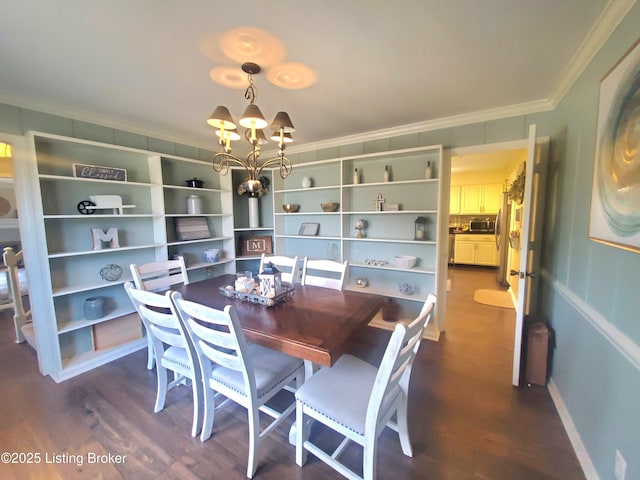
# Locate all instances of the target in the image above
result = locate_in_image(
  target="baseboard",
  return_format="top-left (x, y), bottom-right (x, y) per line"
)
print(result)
top-left (548, 378), bottom-right (600, 480)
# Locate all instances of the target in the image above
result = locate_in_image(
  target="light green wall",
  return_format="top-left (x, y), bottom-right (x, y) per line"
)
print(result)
top-left (535, 3), bottom-right (640, 479)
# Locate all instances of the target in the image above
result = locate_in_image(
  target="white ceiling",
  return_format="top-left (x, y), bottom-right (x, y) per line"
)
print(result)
top-left (0, 0), bottom-right (628, 154)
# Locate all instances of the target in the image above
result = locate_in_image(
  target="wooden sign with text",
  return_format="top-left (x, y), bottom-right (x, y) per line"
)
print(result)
top-left (73, 163), bottom-right (127, 181)
top-left (240, 236), bottom-right (273, 256)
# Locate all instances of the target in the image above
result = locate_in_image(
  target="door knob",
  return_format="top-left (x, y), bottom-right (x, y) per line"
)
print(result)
top-left (510, 270), bottom-right (535, 279)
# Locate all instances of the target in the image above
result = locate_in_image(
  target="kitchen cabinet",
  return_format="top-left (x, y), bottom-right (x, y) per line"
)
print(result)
top-left (272, 145), bottom-right (444, 339)
top-left (16, 131), bottom-right (235, 382)
top-left (454, 234), bottom-right (498, 266)
top-left (460, 183), bottom-right (502, 214)
top-left (449, 185), bottom-right (460, 214)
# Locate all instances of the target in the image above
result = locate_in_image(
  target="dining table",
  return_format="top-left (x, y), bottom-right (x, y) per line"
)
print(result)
top-left (173, 273), bottom-right (384, 368)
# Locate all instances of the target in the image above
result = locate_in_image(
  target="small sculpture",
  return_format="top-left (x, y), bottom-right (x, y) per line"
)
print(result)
top-left (355, 219), bottom-right (367, 238)
top-left (375, 193), bottom-right (385, 212)
top-left (92, 227), bottom-right (120, 250)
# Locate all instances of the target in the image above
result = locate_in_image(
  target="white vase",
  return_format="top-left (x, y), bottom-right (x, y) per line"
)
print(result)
top-left (248, 197), bottom-right (259, 228)
top-left (187, 194), bottom-right (202, 214)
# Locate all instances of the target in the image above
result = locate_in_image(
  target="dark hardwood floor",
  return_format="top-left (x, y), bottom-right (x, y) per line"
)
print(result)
top-left (0, 268), bottom-right (585, 479)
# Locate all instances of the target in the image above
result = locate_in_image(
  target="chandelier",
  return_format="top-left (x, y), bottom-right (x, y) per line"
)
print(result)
top-left (207, 62), bottom-right (295, 194)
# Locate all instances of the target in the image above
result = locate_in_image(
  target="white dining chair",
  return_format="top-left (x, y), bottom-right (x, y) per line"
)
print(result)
top-left (295, 294), bottom-right (436, 480)
top-left (301, 259), bottom-right (348, 290)
top-left (124, 282), bottom-right (203, 438)
top-left (130, 257), bottom-right (190, 369)
top-left (171, 293), bottom-right (305, 479)
top-left (258, 253), bottom-right (302, 284)
top-left (2, 247), bottom-right (34, 347)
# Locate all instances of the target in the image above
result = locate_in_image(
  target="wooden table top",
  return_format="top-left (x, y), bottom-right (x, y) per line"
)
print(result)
top-left (174, 274), bottom-right (384, 367)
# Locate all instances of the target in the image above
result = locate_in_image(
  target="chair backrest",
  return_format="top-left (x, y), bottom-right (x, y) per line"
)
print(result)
top-left (301, 259), bottom-right (348, 290)
top-left (171, 294), bottom-right (257, 399)
top-left (365, 294), bottom-right (436, 437)
top-left (2, 247), bottom-right (32, 344)
top-left (259, 254), bottom-right (301, 284)
top-left (124, 282), bottom-right (194, 363)
top-left (400, 294), bottom-right (436, 389)
top-left (1, 247), bottom-right (29, 315)
top-left (130, 257), bottom-right (189, 292)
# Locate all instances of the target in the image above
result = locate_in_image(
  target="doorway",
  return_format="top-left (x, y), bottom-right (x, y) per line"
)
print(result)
top-left (444, 143), bottom-right (527, 381)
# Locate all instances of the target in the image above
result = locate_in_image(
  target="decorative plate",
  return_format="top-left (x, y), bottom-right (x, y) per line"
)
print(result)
top-left (0, 186), bottom-right (17, 218)
top-left (0, 196), bottom-right (11, 216)
top-left (100, 264), bottom-right (123, 281)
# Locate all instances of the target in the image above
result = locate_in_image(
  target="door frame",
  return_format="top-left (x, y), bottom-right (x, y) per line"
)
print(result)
top-left (442, 131), bottom-right (550, 385)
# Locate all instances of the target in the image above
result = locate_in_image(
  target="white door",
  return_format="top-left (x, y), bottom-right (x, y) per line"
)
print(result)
top-left (512, 124), bottom-right (549, 386)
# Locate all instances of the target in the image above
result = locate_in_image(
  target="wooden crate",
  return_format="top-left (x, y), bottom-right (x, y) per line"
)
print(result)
top-left (93, 313), bottom-right (143, 350)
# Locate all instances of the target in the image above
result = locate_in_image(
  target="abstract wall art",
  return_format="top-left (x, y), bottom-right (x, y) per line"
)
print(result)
top-left (589, 38), bottom-right (640, 252)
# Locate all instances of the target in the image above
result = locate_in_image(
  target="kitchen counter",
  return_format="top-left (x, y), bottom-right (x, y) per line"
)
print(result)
top-left (449, 228), bottom-right (496, 235)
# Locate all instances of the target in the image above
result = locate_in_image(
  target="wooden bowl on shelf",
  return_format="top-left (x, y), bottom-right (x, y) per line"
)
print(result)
top-left (282, 204), bottom-right (300, 213)
top-left (320, 202), bottom-right (339, 212)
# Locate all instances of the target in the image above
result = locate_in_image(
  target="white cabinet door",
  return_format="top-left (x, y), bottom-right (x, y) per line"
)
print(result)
top-left (460, 185), bottom-right (483, 214)
top-left (476, 241), bottom-right (498, 266)
top-left (460, 183), bottom-right (502, 214)
top-left (453, 235), bottom-right (476, 265)
top-left (482, 183), bottom-right (503, 214)
top-left (453, 238), bottom-right (475, 264)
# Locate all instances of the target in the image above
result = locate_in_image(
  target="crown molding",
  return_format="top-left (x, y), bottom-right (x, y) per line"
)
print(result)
top-left (282, 98), bottom-right (554, 155)
top-left (548, 0), bottom-right (638, 107)
top-left (0, 92), bottom-right (214, 151)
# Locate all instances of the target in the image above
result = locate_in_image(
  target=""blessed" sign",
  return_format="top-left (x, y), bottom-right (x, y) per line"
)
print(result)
top-left (73, 163), bottom-right (127, 181)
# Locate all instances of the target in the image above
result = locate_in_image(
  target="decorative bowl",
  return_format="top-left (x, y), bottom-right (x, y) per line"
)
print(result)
top-left (282, 204), bottom-right (300, 213)
top-left (392, 255), bottom-right (417, 269)
top-left (320, 202), bottom-right (339, 212)
top-left (398, 282), bottom-right (417, 295)
top-left (204, 248), bottom-right (220, 263)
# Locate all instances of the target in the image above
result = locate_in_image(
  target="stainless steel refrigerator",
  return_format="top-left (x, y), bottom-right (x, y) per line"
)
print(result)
top-left (495, 192), bottom-right (511, 287)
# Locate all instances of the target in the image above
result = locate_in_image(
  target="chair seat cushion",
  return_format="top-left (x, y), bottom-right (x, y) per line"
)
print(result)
top-left (209, 344), bottom-right (303, 398)
top-left (162, 345), bottom-right (193, 377)
top-left (295, 354), bottom-right (376, 435)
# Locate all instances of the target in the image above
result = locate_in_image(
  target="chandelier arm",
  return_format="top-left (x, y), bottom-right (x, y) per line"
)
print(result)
top-left (279, 156), bottom-right (292, 179)
top-left (212, 152), bottom-right (252, 176)
top-left (252, 155), bottom-right (292, 179)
